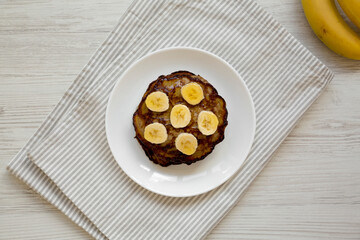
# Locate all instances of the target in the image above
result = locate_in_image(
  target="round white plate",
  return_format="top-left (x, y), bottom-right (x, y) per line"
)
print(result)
top-left (106, 47), bottom-right (256, 197)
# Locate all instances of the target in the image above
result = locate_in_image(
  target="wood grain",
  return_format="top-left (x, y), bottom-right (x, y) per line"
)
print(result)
top-left (0, 0), bottom-right (359, 239)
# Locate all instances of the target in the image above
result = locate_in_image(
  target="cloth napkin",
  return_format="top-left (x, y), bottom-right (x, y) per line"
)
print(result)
top-left (8, 0), bottom-right (333, 239)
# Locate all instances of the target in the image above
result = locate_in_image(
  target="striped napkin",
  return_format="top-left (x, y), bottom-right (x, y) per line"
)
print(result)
top-left (7, 0), bottom-right (333, 239)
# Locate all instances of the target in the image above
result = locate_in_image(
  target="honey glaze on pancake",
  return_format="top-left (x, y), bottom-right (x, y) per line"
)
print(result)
top-left (133, 71), bottom-right (228, 166)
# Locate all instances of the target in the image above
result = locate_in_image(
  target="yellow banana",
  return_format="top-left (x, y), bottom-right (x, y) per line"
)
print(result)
top-left (197, 111), bottom-right (219, 136)
top-left (181, 82), bottom-right (204, 105)
top-left (145, 91), bottom-right (169, 112)
top-left (302, 0), bottom-right (360, 60)
top-left (175, 133), bottom-right (198, 155)
top-left (338, 0), bottom-right (360, 30)
top-left (144, 123), bottom-right (168, 144)
top-left (170, 104), bottom-right (191, 128)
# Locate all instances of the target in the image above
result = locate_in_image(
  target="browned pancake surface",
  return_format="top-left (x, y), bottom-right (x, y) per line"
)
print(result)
top-left (133, 71), bottom-right (228, 166)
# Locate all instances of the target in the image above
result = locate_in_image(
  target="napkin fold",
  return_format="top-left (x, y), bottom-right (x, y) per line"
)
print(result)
top-left (8, 0), bottom-right (333, 239)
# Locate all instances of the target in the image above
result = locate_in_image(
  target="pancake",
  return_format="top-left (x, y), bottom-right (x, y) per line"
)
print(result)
top-left (133, 71), bottom-right (228, 166)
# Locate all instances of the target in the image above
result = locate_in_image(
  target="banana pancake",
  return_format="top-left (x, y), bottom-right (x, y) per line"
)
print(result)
top-left (133, 71), bottom-right (228, 167)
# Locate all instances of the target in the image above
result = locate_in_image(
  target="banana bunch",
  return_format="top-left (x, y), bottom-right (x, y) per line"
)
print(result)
top-left (338, 0), bottom-right (360, 29)
top-left (143, 82), bottom-right (219, 155)
top-left (302, 0), bottom-right (360, 60)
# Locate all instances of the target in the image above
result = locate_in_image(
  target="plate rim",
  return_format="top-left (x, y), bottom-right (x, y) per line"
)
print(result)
top-left (105, 46), bottom-right (256, 197)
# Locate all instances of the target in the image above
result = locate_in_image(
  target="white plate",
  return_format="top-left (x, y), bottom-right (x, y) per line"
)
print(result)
top-left (106, 47), bottom-right (256, 197)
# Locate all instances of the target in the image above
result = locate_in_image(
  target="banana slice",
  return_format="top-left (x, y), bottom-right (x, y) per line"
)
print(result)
top-left (175, 133), bottom-right (198, 155)
top-left (181, 82), bottom-right (204, 105)
top-left (145, 91), bottom-right (169, 112)
top-left (144, 123), bottom-right (168, 144)
top-left (170, 104), bottom-right (191, 128)
top-left (197, 110), bottom-right (219, 136)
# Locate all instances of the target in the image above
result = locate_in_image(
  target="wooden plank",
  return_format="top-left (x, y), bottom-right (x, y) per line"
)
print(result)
top-left (0, 0), bottom-right (359, 239)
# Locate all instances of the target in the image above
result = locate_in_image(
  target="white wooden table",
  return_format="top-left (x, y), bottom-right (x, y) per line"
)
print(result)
top-left (1, 1), bottom-right (359, 239)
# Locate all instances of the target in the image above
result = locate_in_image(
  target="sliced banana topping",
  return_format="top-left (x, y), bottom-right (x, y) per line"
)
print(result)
top-left (175, 133), bottom-right (198, 155)
top-left (170, 104), bottom-right (191, 128)
top-left (198, 110), bottom-right (219, 136)
top-left (144, 123), bottom-right (168, 144)
top-left (181, 82), bottom-right (204, 105)
top-left (145, 91), bottom-right (169, 112)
